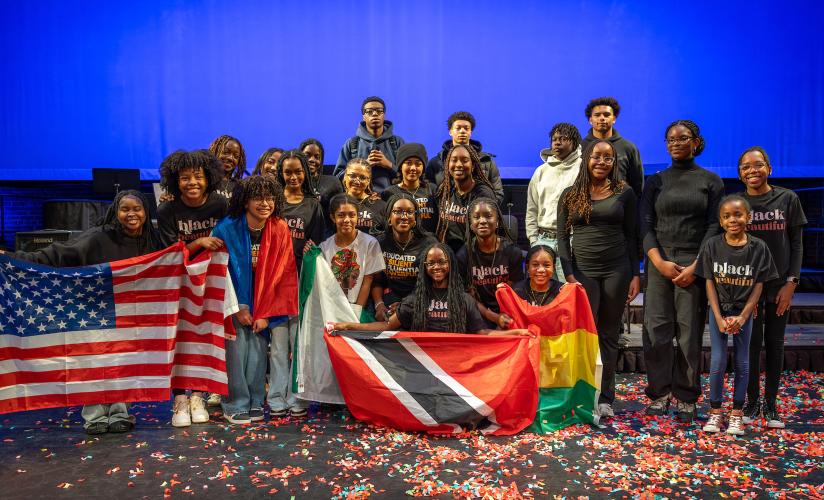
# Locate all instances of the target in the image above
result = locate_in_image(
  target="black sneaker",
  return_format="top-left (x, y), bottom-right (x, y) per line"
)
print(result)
top-left (85, 422), bottom-right (109, 435)
top-left (676, 401), bottom-right (695, 423)
top-left (108, 420), bottom-right (134, 433)
top-left (645, 395), bottom-right (670, 416)
top-left (763, 402), bottom-right (785, 429)
top-left (249, 408), bottom-right (265, 422)
top-left (742, 398), bottom-right (761, 425)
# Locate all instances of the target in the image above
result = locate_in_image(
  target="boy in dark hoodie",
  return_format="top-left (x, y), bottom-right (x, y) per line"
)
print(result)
top-left (425, 111), bottom-right (504, 204)
top-left (333, 96), bottom-right (405, 194)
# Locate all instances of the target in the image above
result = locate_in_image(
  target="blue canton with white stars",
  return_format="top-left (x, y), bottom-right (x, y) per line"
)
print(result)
top-left (0, 257), bottom-right (117, 337)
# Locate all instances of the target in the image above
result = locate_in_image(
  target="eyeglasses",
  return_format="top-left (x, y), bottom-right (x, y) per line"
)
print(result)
top-left (391, 209), bottom-right (416, 217)
top-left (346, 173), bottom-right (370, 182)
top-left (363, 108), bottom-right (385, 116)
top-left (424, 260), bottom-right (449, 268)
top-left (590, 156), bottom-right (615, 165)
top-left (250, 196), bottom-right (275, 204)
top-left (739, 161), bottom-right (768, 171)
top-left (665, 136), bottom-right (694, 145)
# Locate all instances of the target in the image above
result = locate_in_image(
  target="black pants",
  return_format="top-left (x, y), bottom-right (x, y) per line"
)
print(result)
top-left (574, 259), bottom-right (632, 405)
top-left (642, 248), bottom-right (705, 404)
top-left (747, 282), bottom-right (788, 405)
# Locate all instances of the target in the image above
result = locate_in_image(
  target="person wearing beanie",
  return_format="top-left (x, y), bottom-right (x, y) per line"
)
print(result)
top-left (333, 96), bottom-right (405, 193)
top-left (525, 123), bottom-right (583, 283)
top-left (425, 111), bottom-right (504, 204)
top-left (382, 143), bottom-right (439, 234)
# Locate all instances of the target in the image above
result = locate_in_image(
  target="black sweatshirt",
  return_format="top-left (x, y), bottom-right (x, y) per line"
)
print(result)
top-left (557, 187), bottom-right (640, 277)
top-left (12, 227), bottom-right (161, 267)
top-left (739, 186), bottom-right (807, 280)
top-left (581, 128), bottom-right (644, 197)
top-left (640, 159), bottom-right (724, 254)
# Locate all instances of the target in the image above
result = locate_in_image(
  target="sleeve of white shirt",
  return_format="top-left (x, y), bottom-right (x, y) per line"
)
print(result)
top-left (223, 272), bottom-right (240, 318)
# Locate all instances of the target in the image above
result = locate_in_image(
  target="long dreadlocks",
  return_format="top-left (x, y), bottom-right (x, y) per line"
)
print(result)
top-left (411, 242), bottom-right (467, 333)
top-left (276, 150), bottom-right (315, 197)
top-left (159, 149), bottom-right (224, 198)
top-left (227, 175), bottom-right (285, 220)
top-left (434, 144), bottom-right (495, 242)
top-left (209, 134), bottom-right (247, 180)
top-left (462, 196), bottom-right (514, 300)
top-left (561, 140), bottom-right (625, 232)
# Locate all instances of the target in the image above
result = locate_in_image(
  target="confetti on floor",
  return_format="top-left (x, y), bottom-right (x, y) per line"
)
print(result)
top-left (0, 372), bottom-right (822, 499)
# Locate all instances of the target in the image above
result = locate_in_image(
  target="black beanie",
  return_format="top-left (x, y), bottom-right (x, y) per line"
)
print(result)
top-left (395, 143), bottom-right (428, 167)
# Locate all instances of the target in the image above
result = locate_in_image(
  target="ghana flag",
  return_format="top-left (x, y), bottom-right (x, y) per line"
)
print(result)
top-left (496, 283), bottom-right (601, 431)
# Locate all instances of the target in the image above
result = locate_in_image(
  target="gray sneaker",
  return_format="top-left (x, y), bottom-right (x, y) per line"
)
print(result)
top-left (598, 403), bottom-right (615, 418)
top-left (646, 395), bottom-right (671, 416)
top-left (224, 412), bottom-right (251, 425)
top-left (676, 401), bottom-right (696, 423)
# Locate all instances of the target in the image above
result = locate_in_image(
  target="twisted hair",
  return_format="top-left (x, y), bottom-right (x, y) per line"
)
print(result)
top-left (209, 134), bottom-right (247, 180)
top-left (463, 196), bottom-right (513, 300)
top-left (435, 144), bottom-right (495, 242)
top-left (227, 174), bottom-right (285, 220)
top-left (343, 157), bottom-right (375, 198)
top-left (584, 96), bottom-right (621, 118)
top-left (384, 192), bottom-right (428, 240)
top-left (276, 150), bottom-right (314, 196)
top-left (101, 189), bottom-right (163, 254)
top-left (159, 149), bottom-right (224, 198)
top-left (665, 119), bottom-right (705, 156)
top-left (549, 122), bottom-right (582, 150)
top-left (411, 243), bottom-right (467, 333)
top-left (252, 147), bottom-right (284, 176)
top-left (562, 140), bottom-right (625, 232)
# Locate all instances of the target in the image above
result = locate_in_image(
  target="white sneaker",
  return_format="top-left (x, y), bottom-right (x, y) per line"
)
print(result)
top-left (206, 393), bottom-right (222, 407)
top-left (172, 395), bottom-right (191, 427)
top-left (702, 409), bottom-right (724, 433)
top-left (189, 393), bottom-right (210, 423)
top-left (598, 403), bottom-right (614, 418)
top-left (726, 410), bottom-right (746, 436)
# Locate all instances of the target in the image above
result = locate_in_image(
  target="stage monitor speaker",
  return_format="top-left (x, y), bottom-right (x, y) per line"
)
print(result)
top-left (92, 168), bottom-right (141, 196)
top-left (15, 229), bottom-right (83, 252)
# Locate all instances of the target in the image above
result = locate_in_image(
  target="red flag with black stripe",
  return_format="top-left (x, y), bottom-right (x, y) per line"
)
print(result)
top-left (324, 329), bottom-right (539, 435)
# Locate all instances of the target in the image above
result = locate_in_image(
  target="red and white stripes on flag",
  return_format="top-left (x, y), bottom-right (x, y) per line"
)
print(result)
top-left (0, 243), bottom-right (237, 414)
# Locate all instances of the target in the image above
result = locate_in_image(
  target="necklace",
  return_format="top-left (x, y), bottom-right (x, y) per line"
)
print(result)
top-left (394, 231), bottom-right (414, 253)
top-left (401, 182), bottom-right (422, 200)
top-left (528, 284), bottom-right (550, 306)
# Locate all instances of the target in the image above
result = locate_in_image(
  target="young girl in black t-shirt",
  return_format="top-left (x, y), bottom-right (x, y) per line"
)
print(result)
top-left (457, 197), bottom-right (524, 330)
top-left (210, 134), bottom-right (247, 200)
top-left (277, 150), bottom-right (326, 273)
top-left (342, 158), bottom-right (387, 235)
top-left (736, 146), bottom-right (807, 428)
top-left (696, 195), bottom-right (777, 436)
top-left (371, 193), bottom-right (438, 321)
top-left (299, 138), bottom-right (344, 215)
top-left (334, 243), bottom-right (530, 336)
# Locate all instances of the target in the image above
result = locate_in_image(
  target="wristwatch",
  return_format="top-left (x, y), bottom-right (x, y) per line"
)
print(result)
top-left (786, 276), bottom-right (799, 284)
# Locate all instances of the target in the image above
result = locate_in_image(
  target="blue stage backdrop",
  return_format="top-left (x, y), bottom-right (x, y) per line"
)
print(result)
top-left (1, 1), bottom-right (822, 181)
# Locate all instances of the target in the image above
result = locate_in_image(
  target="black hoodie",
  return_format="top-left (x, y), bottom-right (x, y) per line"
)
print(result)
top-left (581, 128), bottom-right (644, 197)
top-left (425, 139), bottom-right (505, 204)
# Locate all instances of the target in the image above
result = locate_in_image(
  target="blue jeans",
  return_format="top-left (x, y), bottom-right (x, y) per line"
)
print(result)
top-left (222, 317), bottom-right (268, 416)
top-left (267, 317), bottom-right (306, 411)
top-left (708, 313), bottom-right (752, 405)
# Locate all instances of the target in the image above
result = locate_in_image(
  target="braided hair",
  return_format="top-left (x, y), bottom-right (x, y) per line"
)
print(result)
top-left (384, 193), bottom-right (428, 240)
top-left (276, 150), bottom-right (315, 197)
top-left (209, 134), bottom-right (247, 180)
top-left (665, 119), bottom-right (706, 156)
top-left (549, 122), bottom-right (582, 151)
top-left (435, 144), bottom-right (495, 242)
top-left (159, 149), bottom-right (224, 198)
top-left (101, 189), bottom-right (163, 254)
top-left (227, 175), bottom-right (285, 220)
top-left (411, 242), bottom-right (467, 333)
top-left (561, 140), bottom-right (625, 232)
top-left (463, 196), bottom-right (514, 300)
top-left (252, 147), bottom-right (284, 176)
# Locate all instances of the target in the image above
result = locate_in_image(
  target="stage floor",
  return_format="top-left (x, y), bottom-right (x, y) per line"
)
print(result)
top-left (0, 372), bottom-right (821, 499)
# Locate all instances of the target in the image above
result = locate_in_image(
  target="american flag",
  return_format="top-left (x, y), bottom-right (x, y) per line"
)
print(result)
top-left (0, 243), bottom-right (236, 414)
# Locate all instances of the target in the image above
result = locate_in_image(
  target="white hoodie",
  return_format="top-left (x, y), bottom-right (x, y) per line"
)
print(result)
top-left (525, 145), bottom-right (582, 244)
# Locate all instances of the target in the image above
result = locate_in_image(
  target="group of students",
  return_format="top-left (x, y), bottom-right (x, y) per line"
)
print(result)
top-left (6, 95), bottom-right (806, 438)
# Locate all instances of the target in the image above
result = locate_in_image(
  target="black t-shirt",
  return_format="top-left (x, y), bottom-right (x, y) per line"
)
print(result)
top-left (157, 192), bottom-right (228, 246)
top-left (354, 198), bottom-right (387, 235)
top-left (557, 187), bottom-right (639, 276)
top-left (376, 232), bottom-right (439, 305)
top-left (313, 174), bottom-right (344, 214)
top-left (214, 178), bottom-right (238, 200)
top-left (696, 234), bottom-right (778, 313)
top-left (439, 183), bottom-right (497, 245)
top-left (282, 197), bottom-right (326, 271)
top-left (739, 186), bottom-right (807, 279)
top-left (512, 279), bottom-right (563, 306)
top-left (249, 227), bottom-right (262, 271)
top-left (457, 240), bottom-right (525, 313)
top-left (382, 183), bottom-right (439, 234)
top-left (395, 291), bottom-right (487, 333)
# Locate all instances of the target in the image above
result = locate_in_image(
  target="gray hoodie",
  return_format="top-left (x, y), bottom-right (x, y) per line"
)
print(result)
top-left (525, 145), bottom-right (582, 243)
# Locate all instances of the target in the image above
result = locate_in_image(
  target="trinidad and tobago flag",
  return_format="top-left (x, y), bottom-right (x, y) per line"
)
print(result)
top-left (324, 329), bottom-right (540, 435)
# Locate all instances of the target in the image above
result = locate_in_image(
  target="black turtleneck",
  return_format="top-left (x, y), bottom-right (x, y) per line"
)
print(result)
top-left (640, 159), bottom-right (724, 254)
